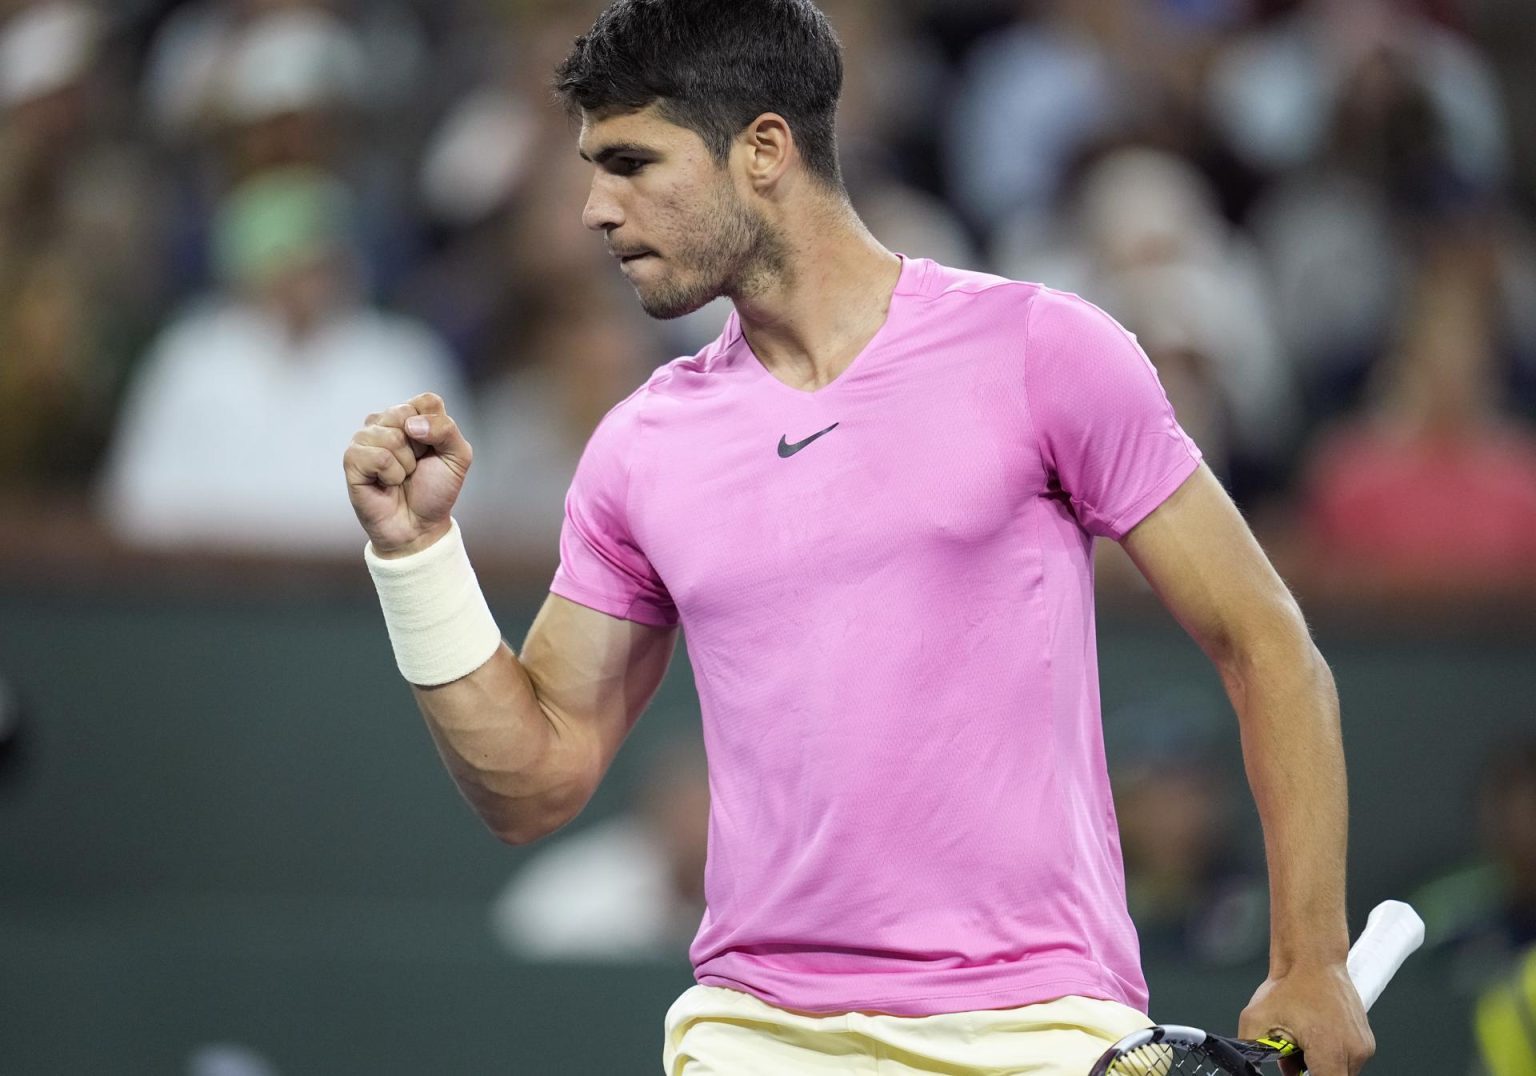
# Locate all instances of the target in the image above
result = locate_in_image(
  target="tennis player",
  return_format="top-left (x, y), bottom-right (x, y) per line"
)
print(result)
top-left (344, 1), bottom-right (1374, 1072)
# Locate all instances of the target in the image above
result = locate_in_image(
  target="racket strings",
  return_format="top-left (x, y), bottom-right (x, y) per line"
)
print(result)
top-left (1102, 1043), bottom-right (1239, 1075)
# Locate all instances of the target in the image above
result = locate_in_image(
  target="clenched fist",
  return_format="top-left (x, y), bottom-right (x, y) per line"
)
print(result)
top-left (344, 392), bottom-right (472, 557)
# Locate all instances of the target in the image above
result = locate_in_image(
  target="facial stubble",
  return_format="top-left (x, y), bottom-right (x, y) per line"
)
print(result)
top-left (631, 178), bottom-right (787, 320)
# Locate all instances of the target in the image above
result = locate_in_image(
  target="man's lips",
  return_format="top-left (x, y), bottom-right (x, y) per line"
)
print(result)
top-left (611, 248), bottom-right (656, 264)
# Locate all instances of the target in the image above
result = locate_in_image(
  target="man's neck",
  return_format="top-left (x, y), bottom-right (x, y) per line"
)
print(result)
top-left (731, 213), bottom-right (902, 393)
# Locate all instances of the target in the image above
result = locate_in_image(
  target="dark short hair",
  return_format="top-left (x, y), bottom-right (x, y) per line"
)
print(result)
top-left (555, 0), bottom-right (845, 187)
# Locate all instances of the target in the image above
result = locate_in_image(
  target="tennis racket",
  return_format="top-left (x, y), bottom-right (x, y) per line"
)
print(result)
top-left (1088, 899), bottom-right (1425, 1076)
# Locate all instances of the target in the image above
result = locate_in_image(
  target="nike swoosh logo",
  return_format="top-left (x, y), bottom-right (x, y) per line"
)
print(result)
top-left (778, 423), bottom-right (841, 458)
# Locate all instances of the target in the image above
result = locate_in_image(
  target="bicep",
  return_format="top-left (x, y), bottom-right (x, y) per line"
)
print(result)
top-left (1119, 464), bottom-right (1307, 663)
top-left (518, 593), bottom-right (677, 771)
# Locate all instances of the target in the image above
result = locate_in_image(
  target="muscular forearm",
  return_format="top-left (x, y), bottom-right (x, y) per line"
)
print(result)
top-left (1124, 470), bottom-right (1373, 1070)
top-left (1215, 614), bottom-right (1350, 972)
top-left (412, 646), bottom-right (598, 845)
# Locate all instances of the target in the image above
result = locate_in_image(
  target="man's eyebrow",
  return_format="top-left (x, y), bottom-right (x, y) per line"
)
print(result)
top-left (577, 141), bottom-right (655, 165)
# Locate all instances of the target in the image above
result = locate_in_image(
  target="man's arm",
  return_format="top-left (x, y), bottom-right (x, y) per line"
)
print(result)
top-left (412, 594), bottom-right (676, 845)
top-left (1119, 464), bottom-right (1374, 1076)
top-left (344, 392), bottom-right (676, 847)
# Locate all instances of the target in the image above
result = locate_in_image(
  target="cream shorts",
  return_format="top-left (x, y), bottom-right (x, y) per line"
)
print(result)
top-left (662, 984), bottom-right (1152, 1075)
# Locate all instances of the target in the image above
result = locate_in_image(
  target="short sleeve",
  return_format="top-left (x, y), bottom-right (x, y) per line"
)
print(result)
top-left (549, 396), bottom-right (679, 628)
top-left (1024, 288), bottom-right (1202, 539)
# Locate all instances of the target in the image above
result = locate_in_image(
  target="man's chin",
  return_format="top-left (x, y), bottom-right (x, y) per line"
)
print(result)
top-left (635, 285), bottom-right (717, 321)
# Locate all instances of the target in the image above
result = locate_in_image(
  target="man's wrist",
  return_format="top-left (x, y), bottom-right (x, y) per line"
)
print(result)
top-left (364, 518), bottom-right (503, 686)
top-left (1269, 931), bottom-right (1350, 974)
top-left (369, 522), bottom-right (453, 560)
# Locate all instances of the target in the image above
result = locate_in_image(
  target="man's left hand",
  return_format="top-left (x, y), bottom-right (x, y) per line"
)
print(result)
top-left (1239, 963), bottom-right (1375, 1076)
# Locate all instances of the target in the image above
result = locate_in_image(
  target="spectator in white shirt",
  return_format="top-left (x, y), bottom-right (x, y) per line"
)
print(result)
top-left (99, 166), bottom-right (465, 555)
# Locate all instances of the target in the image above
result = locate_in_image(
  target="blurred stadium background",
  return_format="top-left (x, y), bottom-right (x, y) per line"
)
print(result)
top-left (2, 0), bottom-right (1535, 1072)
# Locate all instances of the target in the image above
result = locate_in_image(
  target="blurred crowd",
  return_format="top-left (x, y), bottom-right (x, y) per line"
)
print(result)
top-left (3, 0), bottom-right (1536, 588)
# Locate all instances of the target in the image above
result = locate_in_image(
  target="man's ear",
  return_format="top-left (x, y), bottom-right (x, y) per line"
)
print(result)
top-left (738, 113), bottom-right (795, 191)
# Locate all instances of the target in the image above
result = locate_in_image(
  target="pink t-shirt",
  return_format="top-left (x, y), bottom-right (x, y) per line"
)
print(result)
top-left (550, 257), bottom-right (1201, 1016)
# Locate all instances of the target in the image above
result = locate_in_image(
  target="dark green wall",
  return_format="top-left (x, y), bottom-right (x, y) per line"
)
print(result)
top-left (2, 582), bottom-right (1527, 1073)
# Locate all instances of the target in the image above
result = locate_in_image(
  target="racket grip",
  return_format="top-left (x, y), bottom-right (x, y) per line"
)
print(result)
top-left (1346, 900), bottom-right (1425, 1011)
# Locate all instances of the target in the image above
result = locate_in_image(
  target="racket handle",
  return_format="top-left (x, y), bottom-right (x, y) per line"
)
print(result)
top-left (1346, 900), bottom-right (1425, 1012)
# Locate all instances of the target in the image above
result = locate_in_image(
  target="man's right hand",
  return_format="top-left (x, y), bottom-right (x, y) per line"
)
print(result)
top-left (343, 392), bottom-right (472, 557)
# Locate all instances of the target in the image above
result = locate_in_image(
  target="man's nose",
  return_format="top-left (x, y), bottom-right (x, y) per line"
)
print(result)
top-left (582, 176), bottom-right (623, 233)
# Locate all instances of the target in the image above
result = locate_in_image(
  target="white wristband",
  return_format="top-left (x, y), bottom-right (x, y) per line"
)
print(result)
top-left (364, 519), bottom-right (503, 686)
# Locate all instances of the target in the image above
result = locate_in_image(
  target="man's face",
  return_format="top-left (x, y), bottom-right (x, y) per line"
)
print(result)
top-left (577, 104), bottom-right (778, 319)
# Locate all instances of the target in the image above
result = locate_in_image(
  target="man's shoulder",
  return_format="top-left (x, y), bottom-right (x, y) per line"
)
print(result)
top-left (896, 262), bottom-right (1121, 363)
top-left (903, 259), bottom-right (1052, 329)
top-left (915, 266), bottom-right (1118, 331)
top-left (592, 317), bottom-right (741, 436)
top-left (912, 258), bottom-right (1037, 299)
